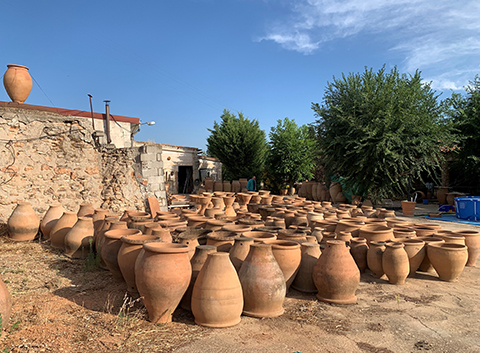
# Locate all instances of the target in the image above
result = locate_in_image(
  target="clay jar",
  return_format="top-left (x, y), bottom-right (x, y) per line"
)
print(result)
top-left (181, 245), bottom-right (217, 311)
top-left (96, 219), bottom-right (127, 268)
top-left (221, 224), bottom-right (252, 237)
top-left (367, 241), bottom-right (386, 278)
top-left (393, 228), bottom-right (416, 239)
top-left (206, 231), bottom-right (236, 252)
top-left (417, 237), bottom-right (445, 272)
top-left (313, 240), bottom-right (360, 304)
top-left (335, 219), bottom-right (364, 238)
top-left (229, 237), bottom-right (254, 272)
top-left (0, 276), bottom-right (12, 333)
top-left (398, 239), bottom-right (426, 277)
top-left (64, 217), bottom-right (94, 259)
top-left (40, 204), bottom-right (64, 240)
top-left (239, 244), bottom-right (286, 317)
top-left (191, 252), bottom-right (243, 327)
top-left (136, 243), bottom-right (191, 323)
top-left (222, 196), bottom-right (237, 217)
top-left (77, 203), bottom-right (94, 218)
top-left (269, 240), bottom-right (302, 290)
top-left (382, 242), bottom-right (410, 285)
top-left (401, 201), bottom-right (416, 217)
top-left (350, 237), bottom-right (369, 273)
top-left (103, 229), bottom-right (142, 281)
top-left (50, 212), bottom-right (78, 249)
top-left (428, 243), bottom-right (468, 282)
top-left (7, 202), bottom-right (40, 242)
top-left (118, 234), bottom-right (160, 293)
top-left (452, 230), bottom-right (480, 266)
top-left (292, 242), bottom-right (321, 293)
top-left (243, 231), bottom-right (277, 244)
top-left (151, 228), bottom-right (173, 243)
top-left (178, 234), bottom-right (200, 260)
top-left (3, 64), bottom-right (32, 103)
top-left (359, 225), bottom-right (394, 245)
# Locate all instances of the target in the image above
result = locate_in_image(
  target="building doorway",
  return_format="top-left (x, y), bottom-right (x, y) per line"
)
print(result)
top-left (178, 166), bottom-right (193, 194)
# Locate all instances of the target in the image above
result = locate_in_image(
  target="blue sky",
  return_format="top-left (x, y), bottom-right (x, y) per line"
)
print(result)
top-left (1, 0), bottom-right (479, 151)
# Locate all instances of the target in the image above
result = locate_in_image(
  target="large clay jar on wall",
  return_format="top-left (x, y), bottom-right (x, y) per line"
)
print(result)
top-left (64, 217), bottom-right (94, 259)
top-left (136, 243), bottom-right (191, 323)
top-left (7, 202), bottom-right (40, 242)
top-left (367, 241), bottom-right (386, 278)
top-left (3, 64), bottom-right (32, 103)
top-left (238, 244), bottom-right (286, 318)
top-left (313, 240), bottom-right (360, 304)
top-left (103, 229), bottom-right (142, 281)
top-left (269, 240), bottom-right (301, 290)
top-left (118, 234), bottom-right (159, 293)
top-left (191, 252), bottom-right (243, 327)
top-left (181, 245), bottom-right (217, 311)
top-left (453, 230), bottom-right (480, 267)
top-left (40, 204), bottom-right (64, 240)
top-left (50, 212), bottom-right (78, 249)
top-left (292, 242), bottom-right (321, 293)
top-left (428, 243), bottom-right (468, 281)
top-left (382, 242), bottom-right (410, 285)
top-left (0, 276), bottom-right (12, 333)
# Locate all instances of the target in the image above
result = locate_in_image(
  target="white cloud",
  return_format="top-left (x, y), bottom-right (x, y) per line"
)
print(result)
top-left (259, 0), bottom-right (480, 91)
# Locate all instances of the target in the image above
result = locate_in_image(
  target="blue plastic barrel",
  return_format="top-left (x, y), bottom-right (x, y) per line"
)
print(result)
top-left (455, 196), bottom-right (480, 221)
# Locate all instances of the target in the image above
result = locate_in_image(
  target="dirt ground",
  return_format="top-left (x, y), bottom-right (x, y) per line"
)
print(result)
top-left (1, 211), bottom-right (480, 353)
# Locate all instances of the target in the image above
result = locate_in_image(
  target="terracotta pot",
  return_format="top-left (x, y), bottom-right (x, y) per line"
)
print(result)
top-left (414, 226), bottom-right (437, 237)
top-left (103, 229), bottom-right (141, 280)
top-left (359, 225), bottom-right (394, 245)
top-left (77, 203), bottom-right (94, 218)
top-left (437, 187), bottom-right (449, 204)
top-left (452, 230), bottom-right (480, 266)
top-left (393, 228), bottom-right (416, 239)
top-left (437, 233), bottom-right (465, 245)
top-left (239, 244), bottom-right (286, 317)
top-left (40, 204), bottom-right (64, 240)
top-left (367, 241), bottom-right (386, 278)
top-left (118, 234), bottom-right (160, 293)
top-left (313, 240), bottom-right (360, 304)
top-left (243, 231), bottom-right (277, 243)
top-left (398, 239), bottom-right (425, 277)
top-left (205, 231), bottom-right (236, 252)
top-left (96, 219), bottom-right (127, 268)
top-left (136, 243), bottom-right (191, 323)
top-left (417, 237), bottom-right (445, 272)
top-left (50, 212), bottom-right (78, 249)
top-left (64, 217), bottom-right (94, 259)
top-left (222, 196), bottom-right (237, 217)
top-left (191, 252), bottom-right (243, 327)
top-left (181, 245), bottom-right (217, 311)
top-left (335, 219), bottom-right (364, 238)
top-left (269, 240), bottom-right (301, 290)
top-left (0, 276), bottom-right (12, 333)
top-left (7, 202), bottom-right (40, 242)
top-left (292, 242), bottom-right (321, 293)
top-left (229, 237), bottom-right (254, 272)
top-left (92, 209), bottom-right (110, 238)
top-left (178, 235), bottom-right (200, 260)
top-left (350, 237), bottom-right (369, 273)
top-left (329, 183), bottom-right (342, 204)
top-left (277, 229), bottom-right (307, 243)
top-left (231, 180), bottom-right (241, 193)
top-left (3, 64), bottom-right (32, 103)
top-left (151, 228), bottom-right (173, 243)
top-left (428, 243), bottom-right (468, 282)
top-left (382, 242), bottom-right (410, 284)
top-left (221, 224), bottom-right (252, 236)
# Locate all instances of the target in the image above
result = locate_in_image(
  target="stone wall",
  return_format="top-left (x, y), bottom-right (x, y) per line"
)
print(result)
top-left (0, 105), bottom-right (164, 224)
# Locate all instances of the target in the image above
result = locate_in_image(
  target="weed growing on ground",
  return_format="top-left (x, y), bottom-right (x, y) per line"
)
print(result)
top-left (83, 239), bottom-right (100, 272)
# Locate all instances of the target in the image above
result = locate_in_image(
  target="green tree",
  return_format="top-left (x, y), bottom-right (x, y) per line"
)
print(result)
top-left (445, 76), bottom-right (480, 194)
top-left (312, 66), bottom-right (453, 203)
top-left (207, 109), bottom-right (267, 181)
top-left (266, 118), bottom-right (316, 194)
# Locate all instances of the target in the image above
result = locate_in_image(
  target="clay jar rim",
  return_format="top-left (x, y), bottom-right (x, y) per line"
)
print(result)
top-left (233, 236), bottom-right (254, 243)
top-left (77, 216), bottom-right (93, 223)
top-left (427, 243), bottom-right (467, 251)
top-left (350, 237), bottom-right (367, 244)
top-left (437, 233), bottom-right (465, 242)
top-left (7, 64), bottom-right (29, 70)
top-left (120, 234), bottom-right (160, 244)
top-left (222, 224), bottom-right (252, 233)
top-left (143, 242), bottom-right (190, 254)
top-left (301, 242), bottom-right (320, 248)
top-left (398, 238), bottom-right (425, 245)
top-left (61, 211), bottom-right (77, 216)
top-left (360, 225), bottom-right (392, 233)
top-left (206, 230), bottom-right (236, 240)
top-left (267, 240), bottom-right (301, 249)
top-left (242, 231), bottom-right (277, 240)
top-left (104, 229), bottom-right (142, 240)
top-left (278, 229), bottom-right (306, 236)
top-left (177, 228), bottom-right (212, 237)
top-left (452, 230), bottom-right (480, 237)
top-left (385, 241), bottom-right (405, 249)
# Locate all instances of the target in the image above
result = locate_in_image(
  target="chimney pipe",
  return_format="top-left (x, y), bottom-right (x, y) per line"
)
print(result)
top-left (88, 94), bottom-right (94, 129)
top-left (104, 100), bottom-right (112, 144)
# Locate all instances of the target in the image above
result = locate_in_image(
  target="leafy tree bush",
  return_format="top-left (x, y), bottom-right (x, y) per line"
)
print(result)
top-left (206, 109), bottom-right (267, 181)
top-left (312, 66), bottom-right (453, 202)
top-left (444, 75), bottom-right (480, 194)
top-left (265, 118), bottom-right (316, 194)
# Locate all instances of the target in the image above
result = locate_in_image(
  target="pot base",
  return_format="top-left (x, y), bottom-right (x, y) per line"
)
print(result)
top-left (242, 308), bottom-right (284, 318)
top-left (316, 294), bottom-right (357, 305)
top-left (195, 317), bottom-right (241, 328)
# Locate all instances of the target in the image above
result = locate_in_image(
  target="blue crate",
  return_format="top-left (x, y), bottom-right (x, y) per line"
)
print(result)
top-left (438, 204), bottom-right (454, 212)
top-left (455, 196), bottom-right (480, 221)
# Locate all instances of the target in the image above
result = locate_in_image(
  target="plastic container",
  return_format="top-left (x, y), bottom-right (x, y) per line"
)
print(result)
top-left (455, 197), bottom-right (480, 221)
top-left (439, 205), bottom-right (454, 213)
top-left (423, 199), bottom-right (429, 205)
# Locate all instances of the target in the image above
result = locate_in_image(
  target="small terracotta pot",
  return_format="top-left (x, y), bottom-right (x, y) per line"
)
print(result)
top-left (40, 204), bottom-right (64, 240)
top-left (64, 217), bottom-right (94, 259)
top-left (7, 202), bottom-right (40, 242)
top-left (428, 243), bottom-right (468, 282)
top-left (136, 243), bottom-right (191, 323)
top-left (191, 252), bottom-right (243, 327)
top-left (239, 244), bottom-right (286, 317)
top-left (291, 242), bottom-right (321, 293)
top-left (382, 242), bottom-right (410, 285)
top-left (103, 229), bottom-right (142, 281)
top-left (313, 240), bottom-right (360, 304)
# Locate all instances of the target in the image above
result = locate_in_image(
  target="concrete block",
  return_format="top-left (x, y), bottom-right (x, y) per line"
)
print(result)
top-left (140, 153), bottom-right (156, 162)
top-left (147, 176), bottom-right (163, 185)
top-left (141, 168), bottom-right (159, 177)
top-left (143, 145), bottom-right (161, 154)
